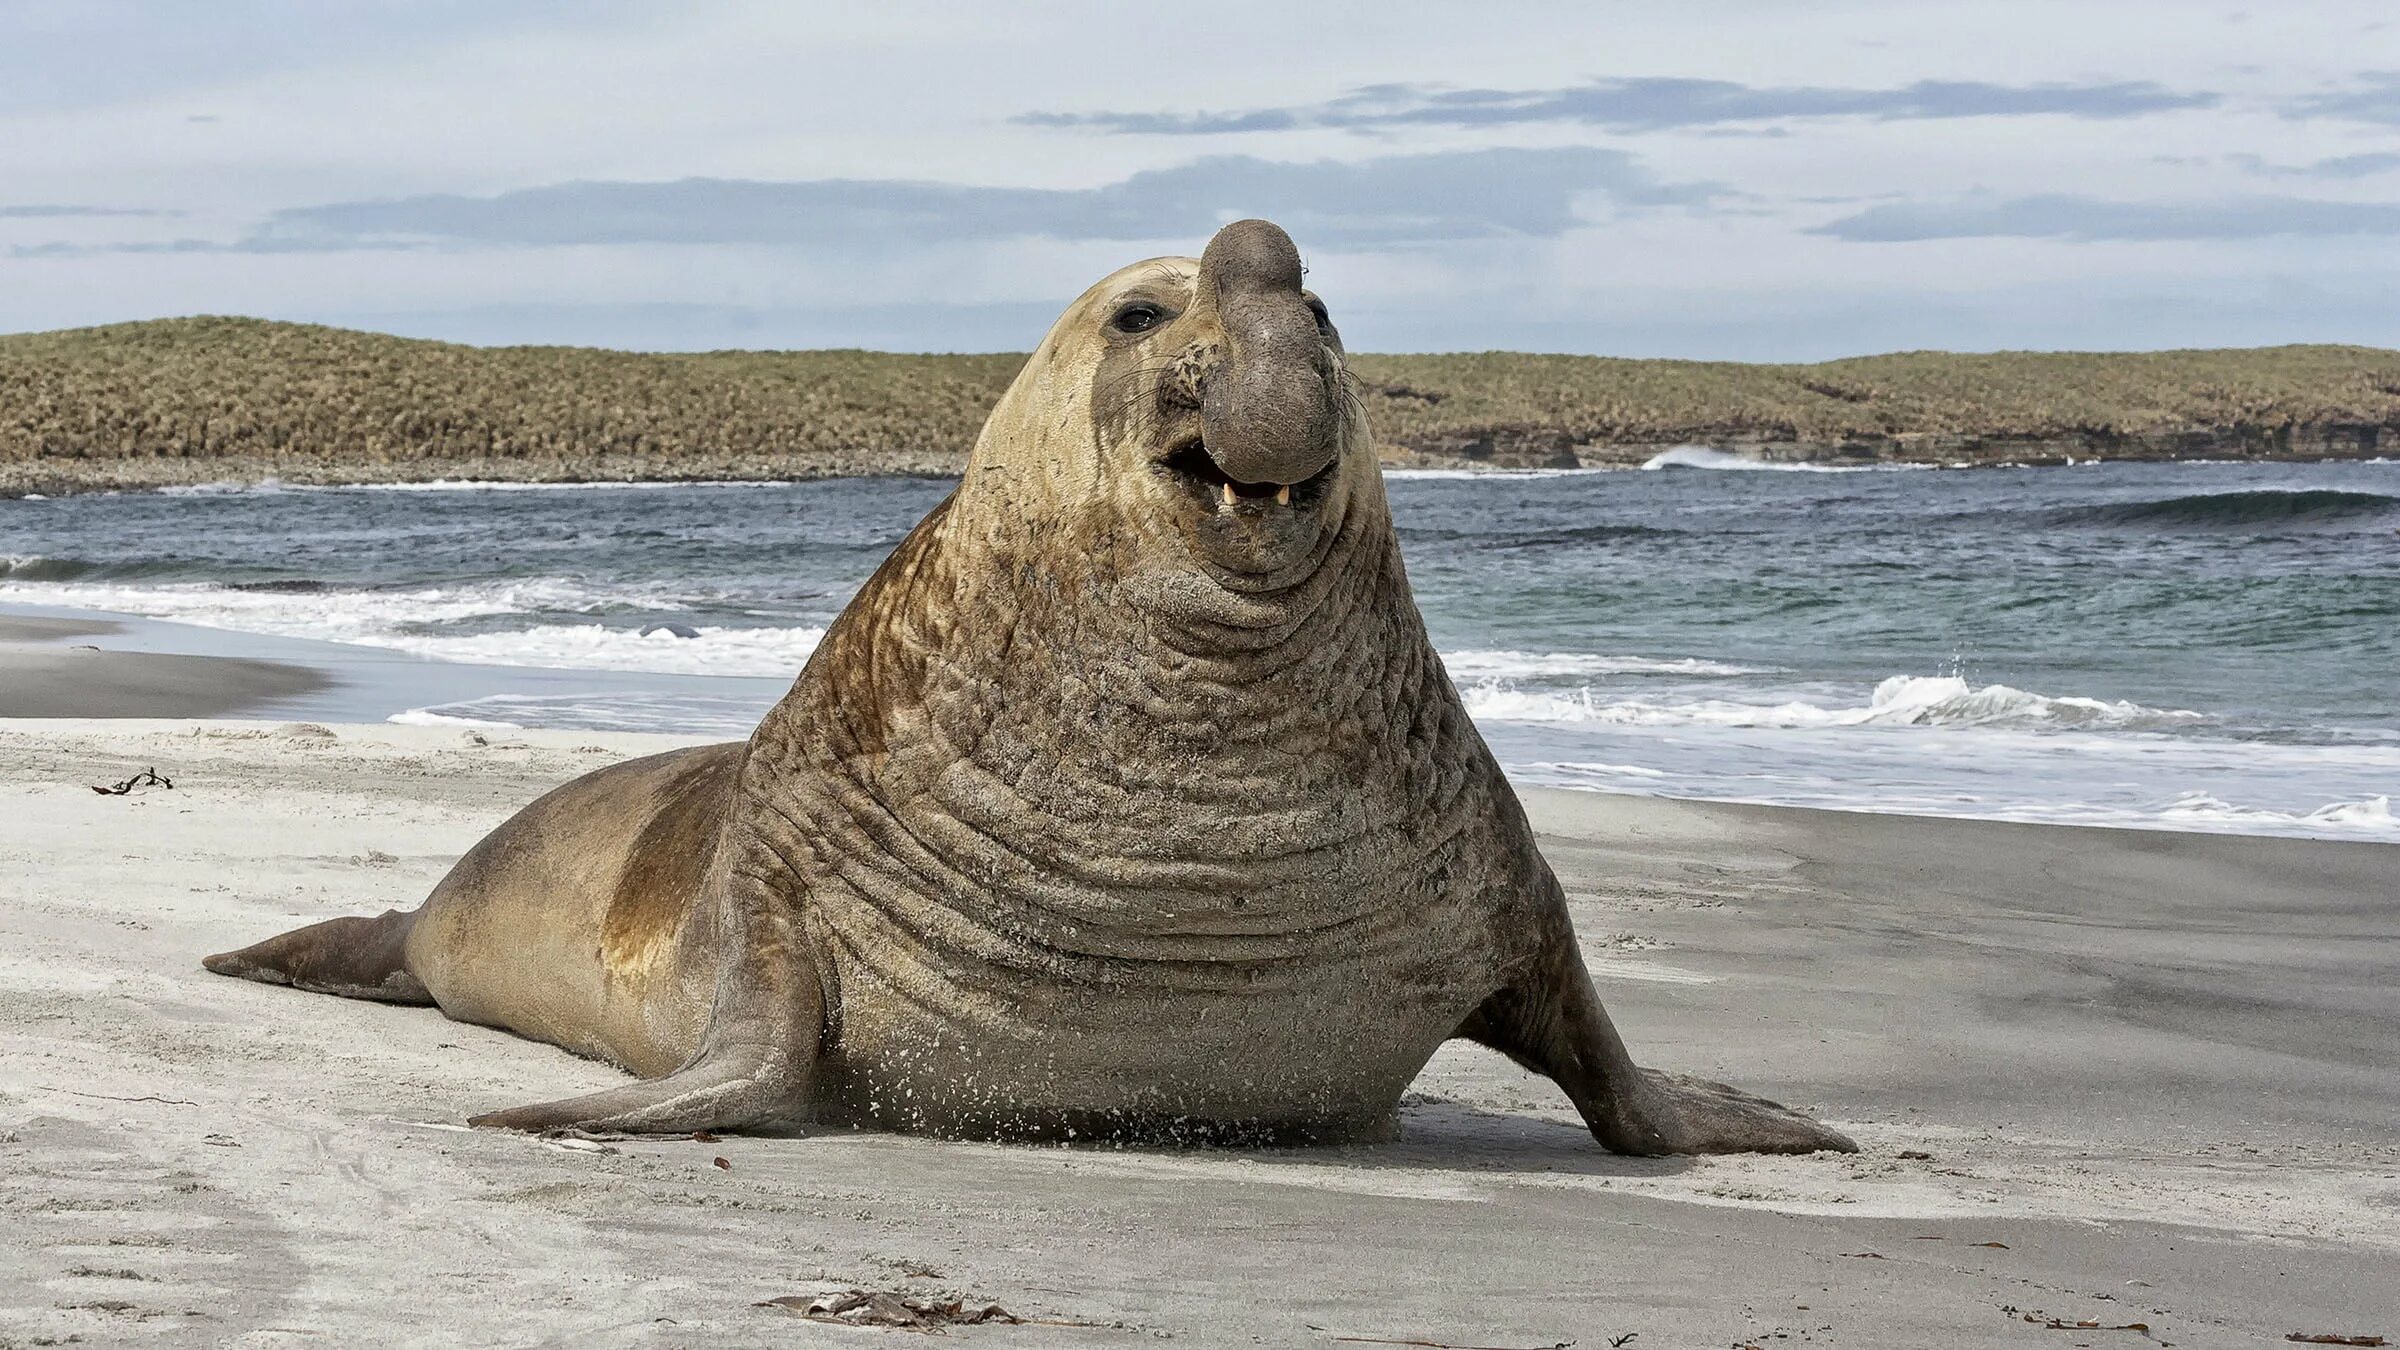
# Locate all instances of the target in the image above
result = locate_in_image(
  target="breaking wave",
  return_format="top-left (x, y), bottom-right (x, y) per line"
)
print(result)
top-left (0, 575), bottom-right (659, 642)
top-left (392, 691), bottom-right (772, 735)
top-left (1442, 649), bottom-right (1771, 680)
top-left (1460, 673), bottom-right (2205, 732)
top-left (374, 622), bottom-right (825, 677)
top-left (333, 478), bottom-right (791, 493)
top-left (0, 573), bottom-right (832, 676)
top-left (2157, 792), bottom-right (2397, 836)
top-left (1382, 467), bottom-right (1611, 480)
top-left (1, 555), bottom-right (195, 582)
top-left (2055, 488), bottom-right (2399, 529)
top-left (1638, 446), bottom-right (1921, 473)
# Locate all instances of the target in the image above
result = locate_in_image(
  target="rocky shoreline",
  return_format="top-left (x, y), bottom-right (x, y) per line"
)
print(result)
top-left (0, 452), bottom-right (962, 498)
top-left (1407, 420), bottom-right (2393, 472)
top-left (3, 427), bottom-right (2390, 497)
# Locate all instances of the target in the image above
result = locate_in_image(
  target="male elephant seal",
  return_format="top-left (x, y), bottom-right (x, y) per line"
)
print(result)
top-left (206, 219), bottom-right (1854, 1155)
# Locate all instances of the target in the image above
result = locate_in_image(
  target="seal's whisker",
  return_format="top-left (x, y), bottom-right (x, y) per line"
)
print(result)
top-left (1096, 359), bottom-right (1185, 409)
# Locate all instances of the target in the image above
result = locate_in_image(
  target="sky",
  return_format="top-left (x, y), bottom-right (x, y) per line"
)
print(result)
top-left (3, 1), bottom-right (2397, 360)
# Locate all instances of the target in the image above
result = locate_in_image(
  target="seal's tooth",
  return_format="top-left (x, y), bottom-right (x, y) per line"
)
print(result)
top-left (1276, 485), bottom-right (1291, 507)
top-left (1221, 482), bottom-right (1236, 508)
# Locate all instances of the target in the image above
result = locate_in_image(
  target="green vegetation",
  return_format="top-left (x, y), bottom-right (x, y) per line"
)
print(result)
top-left (3, 317), bottom-right (2394, 493)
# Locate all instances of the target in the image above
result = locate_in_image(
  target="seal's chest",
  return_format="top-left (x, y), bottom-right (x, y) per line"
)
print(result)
top-left (813, 921), bottom-right (1487, 1139)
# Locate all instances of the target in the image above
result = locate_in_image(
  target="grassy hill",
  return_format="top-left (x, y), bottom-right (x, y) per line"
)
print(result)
top-left (3, 317), bottom-right (2395, 493)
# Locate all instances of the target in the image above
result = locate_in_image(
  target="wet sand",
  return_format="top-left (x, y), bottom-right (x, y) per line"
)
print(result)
top-left (0, 617), bottom-right (329, 719)
top-left (1, 714), bottom-right (2392, 1346)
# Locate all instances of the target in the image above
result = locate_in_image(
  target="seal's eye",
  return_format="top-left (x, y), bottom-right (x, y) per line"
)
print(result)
top-left (1111, 301), bottom-right (1171, 335)
top-left (1304, 295), bottom-right (1332, 336)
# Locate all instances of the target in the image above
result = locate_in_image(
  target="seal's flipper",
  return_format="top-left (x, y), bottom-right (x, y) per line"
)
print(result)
top-left (202, 909), bottom-right (432, 1005)
top-left (470, 869), bottom-right (824, 1135)
top-left (467, 1039), bottom-right (810, 1133)
top-left (1459, 923), bottom-right (1856, 1156)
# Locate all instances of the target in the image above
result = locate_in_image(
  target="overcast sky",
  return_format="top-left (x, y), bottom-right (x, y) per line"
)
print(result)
top-left (4, 1), bottom-right (2397, 359)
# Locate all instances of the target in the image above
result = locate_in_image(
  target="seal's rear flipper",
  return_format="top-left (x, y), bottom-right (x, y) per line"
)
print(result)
top-left (202, 910), bottom-right (433, 1005)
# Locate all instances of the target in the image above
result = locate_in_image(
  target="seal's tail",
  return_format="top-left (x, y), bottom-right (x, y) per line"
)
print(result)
top-left (202, 909), bottom-right (434, 1005)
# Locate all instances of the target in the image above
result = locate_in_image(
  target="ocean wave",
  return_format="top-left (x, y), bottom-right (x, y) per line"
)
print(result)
top-left (1510, 760), bottom-right (1670, 780)
top-left (1399, 522), bottom-right (1677, 545)
top-left (2054, 488), bottom-right (2399, 529)
top-left (2158, 791), bottom-right (2396, 836)
top-left (1, 555), bottom-right (196, 582)
top-left (1482, 523), bottom-right (1678, 549)
top-left (395, 691), bottom-right (770, 735)
top-left (1638, 446), bottom-right (1923, 473)
top-left (147, 477), bottom-right (802, 495)
top-left (153, 479), bottom-right (288, 496)
top-left (332, 478), bottom-right (792, 493)
top-left (1, 572), bottom-right (831, 677)
top-left (1383, 467), bottom-right (1614, 480)
top-left (1461, 673), bottom-right (2204, 731)
top-left (0, 575), bottom-right (686, 646)
top-left (387, 707), bottom-right (524, 729)
top-left (1442, 649), bottom-right (1771, 680)
top-left (3, 556), bottom-right (100, 582)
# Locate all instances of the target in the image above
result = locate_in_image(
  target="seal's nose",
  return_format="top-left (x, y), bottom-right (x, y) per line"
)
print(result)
top-left (1200, 218), bottom-right (1307, 297)
top-left (1196, 219), bottom-right (1340, 488)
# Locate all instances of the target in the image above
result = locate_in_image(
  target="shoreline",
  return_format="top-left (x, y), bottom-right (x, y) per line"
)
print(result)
top-left (3, 600), bottom-right (2392, 846)
top-left (4, 446), bottom-right (2395, 499)
top-left (3, 716), bottom-right (2393, 1342)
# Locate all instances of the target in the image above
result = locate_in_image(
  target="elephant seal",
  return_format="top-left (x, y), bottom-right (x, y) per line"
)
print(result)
top-left (205, 219), bottom-right (1854, 1155)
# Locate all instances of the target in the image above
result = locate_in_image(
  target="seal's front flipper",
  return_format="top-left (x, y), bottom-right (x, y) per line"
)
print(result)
top-left (1459, 924), bottom-right (1856, 1156)
top-left (471, 879), bottom-right (825, 1136)
top-left (1620, 1067), bottom-right (1858, 1155)
top-left (202, 910), bottom-right (433, 1005)
top-left (468, 1040), bottom-right (810, 1133)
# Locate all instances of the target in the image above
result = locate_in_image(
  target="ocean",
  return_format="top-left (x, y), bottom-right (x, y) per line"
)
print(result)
top-left (5, 455), bottom-right (2396, 841)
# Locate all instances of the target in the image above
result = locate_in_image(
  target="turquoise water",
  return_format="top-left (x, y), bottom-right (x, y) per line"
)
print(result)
top-left (5, 458), bottom-right (2396, 838)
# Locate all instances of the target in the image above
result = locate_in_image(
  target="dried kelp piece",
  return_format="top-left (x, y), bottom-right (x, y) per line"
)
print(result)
top-left (2013, 1310), bottom-right (2152, 1333)
top-left (757, 1290), bottom-right (1025, 1332)
top-left (92, 767), bottom-right (173, 796)
top-left (1334, 1325), bottom-right (1593, 1335)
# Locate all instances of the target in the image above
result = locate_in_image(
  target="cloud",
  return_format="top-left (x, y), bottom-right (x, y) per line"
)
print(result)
top-left (13, 148), bottom-right (1719, 258)
top-left (2282, 71), bottom-right (2400, 124)
top-left (0, 204), bottom-right (181, 219)
top-left (8, 236), bottom-right (414, 258)
top-left (0, 2), bottom-right (655, 117)
top-left (2230, 151), bottom-right (2400, 179)
top-left (1019, 77), bottom-right (2221, 135)
top-left (324, 300), bottom-right (1067, 354)
top-left (1810, 193), bottom-right (2400, 242)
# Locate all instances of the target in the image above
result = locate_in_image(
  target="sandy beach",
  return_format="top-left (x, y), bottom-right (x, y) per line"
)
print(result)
top-left (2, 701), bottom-right (2394, 1347)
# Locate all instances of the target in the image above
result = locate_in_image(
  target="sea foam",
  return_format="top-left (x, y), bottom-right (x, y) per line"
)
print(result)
top-left (2159, 791), bottom-right (2397, 835)
top-left (0, 571), bottom-right (841, 676)
top-left (373, 622), bottom-right (827, 677)
top-left (1441, 649), bottom-right (1771, 680)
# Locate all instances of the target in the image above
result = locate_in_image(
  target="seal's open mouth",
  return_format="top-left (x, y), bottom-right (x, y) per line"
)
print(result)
top-left (1157, 440), bottom-right (1335, 512)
